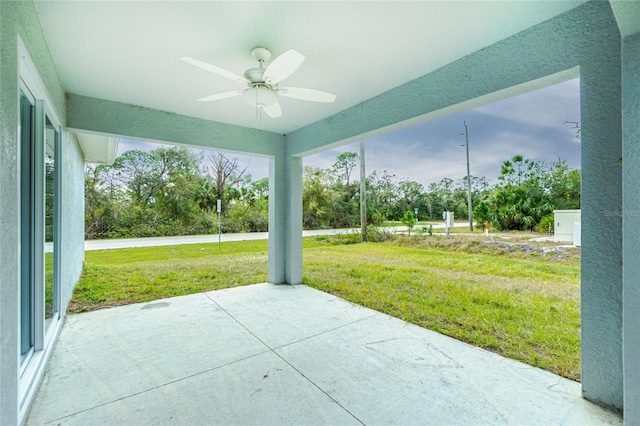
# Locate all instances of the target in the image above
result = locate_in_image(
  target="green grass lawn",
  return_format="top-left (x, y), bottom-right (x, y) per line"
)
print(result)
top-left (70, 240), bottom-right (273, 312)
top-left (71, 235), bottom-right (580, 381)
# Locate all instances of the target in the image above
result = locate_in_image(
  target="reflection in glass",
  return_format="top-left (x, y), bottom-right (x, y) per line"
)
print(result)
top-left (20, 91), bottom-right (34, 357)
top-left (44, 116), bottom-right (56, 329)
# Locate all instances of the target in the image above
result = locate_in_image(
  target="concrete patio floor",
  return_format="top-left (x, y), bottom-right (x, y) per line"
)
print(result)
top-left (28, 283), bottom-right (621, 425)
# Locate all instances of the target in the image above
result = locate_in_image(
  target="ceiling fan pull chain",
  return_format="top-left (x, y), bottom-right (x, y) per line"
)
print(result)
top-left (256, 90), bottom-right (261, 121)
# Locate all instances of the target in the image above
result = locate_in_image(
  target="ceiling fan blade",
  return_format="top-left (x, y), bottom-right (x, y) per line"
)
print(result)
top-left (181, 57), bottom-right (248, 85)
top-left (197, 91), bottom-right (243, 102)
top-left (278, 87), bottom-right (336, 103)
top-left (263, 50), bottom-right (305, 85)
top-left (262, 102), bottom-right (282, 118)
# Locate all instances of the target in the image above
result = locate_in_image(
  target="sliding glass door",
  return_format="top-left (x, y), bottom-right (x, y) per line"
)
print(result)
top-left (44, 116), bottom-right (59, 331)
top-left (19, 79), bottom-right (61, 371)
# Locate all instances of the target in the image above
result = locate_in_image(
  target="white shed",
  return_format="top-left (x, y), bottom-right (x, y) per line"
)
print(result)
top-left (554, 209), bottom-right (581, 244)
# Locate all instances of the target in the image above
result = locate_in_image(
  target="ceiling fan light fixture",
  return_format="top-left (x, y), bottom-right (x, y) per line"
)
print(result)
top-left (243, 86), bottom-right (278, 108)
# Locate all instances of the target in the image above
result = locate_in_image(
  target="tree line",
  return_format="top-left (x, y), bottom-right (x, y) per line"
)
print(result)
top-left (85, 147), bottom-right (268, 239)
top-left (85, 147), bottom-right (580, 239)
top-left (303, 152), bottom-right (579, 232)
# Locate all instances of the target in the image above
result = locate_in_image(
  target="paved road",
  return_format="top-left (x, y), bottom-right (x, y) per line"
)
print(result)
top-left (79, 223), bottom-right (467, 251)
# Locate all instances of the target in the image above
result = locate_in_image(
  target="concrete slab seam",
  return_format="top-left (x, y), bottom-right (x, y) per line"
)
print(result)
top-left (203, 285), bottom-right (383, 351)
top-left (40, 348), bottom-right (273, 425)
top-left (269, 349), bottom-right (365, 426)
top-left (203, 292), bottom-right (367, 425)
top-left (269, 312), bottom-right (381, 351)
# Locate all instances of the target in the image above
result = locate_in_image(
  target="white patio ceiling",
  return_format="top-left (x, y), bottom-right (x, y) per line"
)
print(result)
top-left (35, 1), bottom-right (587, 135)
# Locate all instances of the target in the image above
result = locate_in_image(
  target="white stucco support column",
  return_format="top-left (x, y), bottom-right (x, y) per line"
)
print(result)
top-left (580, 48), bottom-right (624, 409)
top-left (622, 32), bottom-right (640, 424)
top-left (267, 143), bottom-right (303, 285)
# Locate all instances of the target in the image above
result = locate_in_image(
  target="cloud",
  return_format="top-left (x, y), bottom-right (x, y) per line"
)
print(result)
top-left (474, 78), bottom-right (580, 128)
top-left (305, 77), bottom-right (581, 186)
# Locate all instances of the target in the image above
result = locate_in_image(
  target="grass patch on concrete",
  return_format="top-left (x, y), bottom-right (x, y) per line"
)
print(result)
top-left (70, 234), bottom-right (580, 381)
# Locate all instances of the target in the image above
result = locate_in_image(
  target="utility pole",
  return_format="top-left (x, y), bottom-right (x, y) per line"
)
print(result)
top-left (462, 122), bottom-right (473, 232)
top-left (360, 141), bottom-right (367, 242)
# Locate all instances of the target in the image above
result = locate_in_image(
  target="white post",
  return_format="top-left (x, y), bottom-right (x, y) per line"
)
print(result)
top-left (217, 199), bottom-right (221, 250)
top-left (360, 141), bottom-right (367, 242)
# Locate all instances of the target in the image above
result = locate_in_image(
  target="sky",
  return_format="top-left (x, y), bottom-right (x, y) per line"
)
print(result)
top-left (116, 77), bottom-right (581, 187)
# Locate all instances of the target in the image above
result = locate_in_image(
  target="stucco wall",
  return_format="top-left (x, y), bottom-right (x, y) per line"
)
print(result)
top-left (0, 1), bottom-right (70, 424)
top-left (622, 32), bottom-right (640, 424)
top-left (579, 27), bottom-right (623, 411)
top-left (267, 142), bottom-right (302, 285)
top-left (267, 143), bottom-right (286, 284)
top-left (66, 94), bottom-right (284, 157)
top-left (1, 3), bottom-right (22, 422)
top-left (60, 132), bottom-right (85, 311)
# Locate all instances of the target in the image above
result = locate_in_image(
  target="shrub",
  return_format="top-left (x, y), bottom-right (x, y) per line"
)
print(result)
top-left (366, 226), bottom-right (395, 242)
top-left (401, 211), bottom-right (417, 235)
top-left (535, 214), bottom-right (555, 234)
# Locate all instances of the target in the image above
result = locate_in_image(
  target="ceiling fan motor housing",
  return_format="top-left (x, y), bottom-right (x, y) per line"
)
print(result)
top-left (244, 67), bottom-right (266, 84)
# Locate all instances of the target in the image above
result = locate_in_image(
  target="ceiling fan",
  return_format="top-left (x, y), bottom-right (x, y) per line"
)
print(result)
top-left (181, 47), bottom-right (336, 118)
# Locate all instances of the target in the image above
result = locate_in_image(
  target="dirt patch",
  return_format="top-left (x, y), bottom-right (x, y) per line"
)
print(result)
top-left (481, 240), bottom-right (579, 262)
top-left (67, 299), bottom-right (139, 314)
top-left (387, 234), bottom-right (580, 265)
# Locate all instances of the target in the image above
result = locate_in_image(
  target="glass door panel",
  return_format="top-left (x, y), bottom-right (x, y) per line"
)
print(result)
top-left (44, 116), bottom-right (57, 330)
top-left (20, 89), bottom-right (35, 359)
